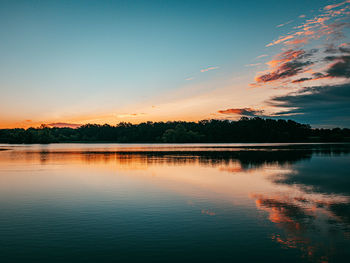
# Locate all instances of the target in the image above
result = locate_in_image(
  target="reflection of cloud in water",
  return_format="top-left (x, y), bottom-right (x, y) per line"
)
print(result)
top-left (246, 146), bottom-right (350, 262)
top-left (252, 191), bottom-right (350, 262)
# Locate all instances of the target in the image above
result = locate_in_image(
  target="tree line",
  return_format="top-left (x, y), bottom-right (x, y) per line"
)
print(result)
top-left (0, 117), bottom-right (349, 144)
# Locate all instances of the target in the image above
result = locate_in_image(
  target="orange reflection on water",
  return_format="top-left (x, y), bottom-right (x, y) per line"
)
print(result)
top-left (0, 148), bottom-right (294, 207)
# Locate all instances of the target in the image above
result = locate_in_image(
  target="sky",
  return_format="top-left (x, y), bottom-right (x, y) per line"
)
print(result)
top-left (0, 0), bottom-right (350, 128)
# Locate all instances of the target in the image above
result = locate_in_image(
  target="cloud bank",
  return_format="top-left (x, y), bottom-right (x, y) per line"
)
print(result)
top-left (269, 83), bottom-right (350, 126)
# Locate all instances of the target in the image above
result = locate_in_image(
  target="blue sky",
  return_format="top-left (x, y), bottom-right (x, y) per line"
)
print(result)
top-left (0, 0), bottom-right (349, 127)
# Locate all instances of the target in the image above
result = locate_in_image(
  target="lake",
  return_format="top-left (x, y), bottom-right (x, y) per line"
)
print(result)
top-left (0, 143), bottom-right (349, 262)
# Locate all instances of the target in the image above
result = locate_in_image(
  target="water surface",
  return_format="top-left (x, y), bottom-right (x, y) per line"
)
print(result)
top-left (0, 143), bottom-right (349, 262)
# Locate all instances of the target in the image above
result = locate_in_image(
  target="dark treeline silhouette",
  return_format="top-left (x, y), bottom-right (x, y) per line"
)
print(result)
top-left (0, 117), bottom-right (350, 144)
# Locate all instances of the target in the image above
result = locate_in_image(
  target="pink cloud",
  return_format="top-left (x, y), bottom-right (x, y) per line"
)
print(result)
top-left (256, 54), bottom-right (268, 59)
top-left (266, 1), bottom-right (350, 48)
top-left (218, 108), bottom-right (264, 117)
top-left (276, 20), bottom-right (294, 28)
top-left (200, 66), bottom-right (219, 72)
top-left (254, 49), bottom-right (314, 84)
top-left (245, 63), bottom-right (262, 67)
top-left (324, 0), bottom-right (350, 10)
top-left (266, 35), bottom-right (294, 47)
top-left (47, 123), bottom-right (82, 129)
top-left (285, 38), bottom-right (309, 45)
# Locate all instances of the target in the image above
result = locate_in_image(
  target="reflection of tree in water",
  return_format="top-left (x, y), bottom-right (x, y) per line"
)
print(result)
top-left (75, 150), bottom-right (313, 173)
top-left (9, 144), bottom-right (346, 170)
top-left (78, 144), bottom-right (350, 170)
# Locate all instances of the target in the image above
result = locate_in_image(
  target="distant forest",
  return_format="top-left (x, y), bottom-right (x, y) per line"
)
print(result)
top-left (0, 118), bottom-right (350, 144)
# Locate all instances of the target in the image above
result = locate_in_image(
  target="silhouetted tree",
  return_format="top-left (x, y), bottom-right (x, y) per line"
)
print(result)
top-left (0, 118), bottom-right (349, 144)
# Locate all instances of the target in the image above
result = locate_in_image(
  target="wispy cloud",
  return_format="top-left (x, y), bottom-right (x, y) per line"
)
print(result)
top-left (200, 66), bottom-right (219, 73)
top-left (284, 37), bottom-right (309, 45)
top-left (256, 54), bottom-right (268, 59)
top-left (266, 35), bottom-right (294, 47)
top-left (116, 113), bottom-right (146, 118)
top-left (324, 0), bottom-right (350, 10)
top-left (245, 63), bottom-right (262, 67)
top-left (185, 77), bottom-right (194, 81)
top-left (266, 1), bottom-right (350, 47)
top-left (276, 20), bottom-right (294, 28)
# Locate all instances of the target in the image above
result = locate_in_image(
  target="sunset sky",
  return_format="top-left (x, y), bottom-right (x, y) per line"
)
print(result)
top-left (1, 0), bottom-right (350, 128)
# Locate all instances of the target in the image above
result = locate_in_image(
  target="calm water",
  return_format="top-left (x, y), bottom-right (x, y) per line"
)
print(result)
top-left (0, 143), bottom-right (349, 263)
